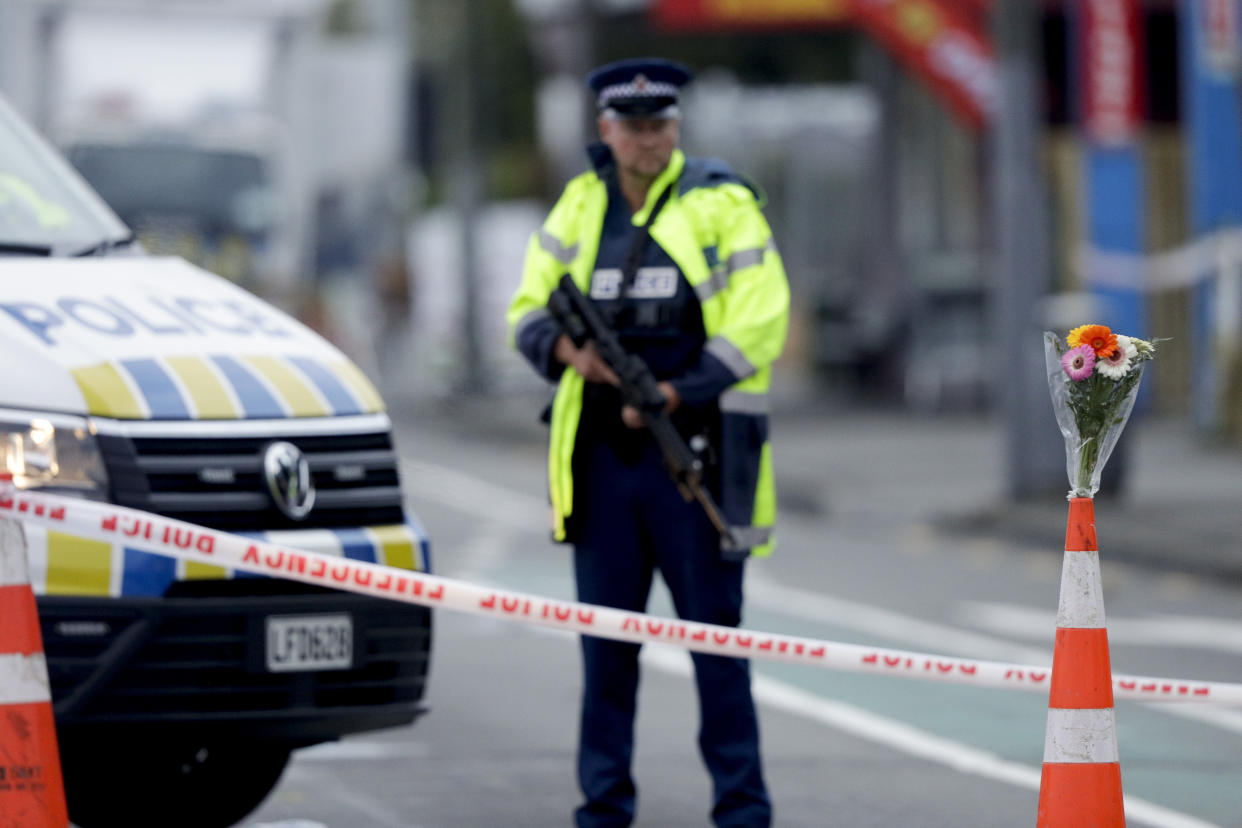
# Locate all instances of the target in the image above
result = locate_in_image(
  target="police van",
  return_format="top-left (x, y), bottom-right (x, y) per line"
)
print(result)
top-left (0, 95), bottom-right (431, 826)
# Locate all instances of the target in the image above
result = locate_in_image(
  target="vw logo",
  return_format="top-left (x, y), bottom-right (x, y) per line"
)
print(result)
top-left (263, 441), bottom-right (315, 520)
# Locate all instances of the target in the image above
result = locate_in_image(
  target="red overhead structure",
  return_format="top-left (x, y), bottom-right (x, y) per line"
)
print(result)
top-left (848, 0), bottom-right (996, 130)
top-left (651, 0), bottom-right (998, 131)
top-left (651, 0), bottom-right (851, 30)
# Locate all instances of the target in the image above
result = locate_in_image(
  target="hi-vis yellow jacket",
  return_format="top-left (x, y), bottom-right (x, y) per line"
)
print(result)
top-left (507, 148), bottom-right (789, 556)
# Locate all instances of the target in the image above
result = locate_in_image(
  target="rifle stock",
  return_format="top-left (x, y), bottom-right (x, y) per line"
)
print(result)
top-left (547, 274), bottom-right (743, 555)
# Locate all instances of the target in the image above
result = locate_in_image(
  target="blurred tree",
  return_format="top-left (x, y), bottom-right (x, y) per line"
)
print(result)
top-left (413, 0), bottom-right (538, 202)
top-left (326, 0), bottom-right (366, 35)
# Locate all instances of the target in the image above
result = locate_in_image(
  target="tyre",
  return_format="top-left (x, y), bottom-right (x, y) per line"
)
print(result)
top-left (61, 737), bottom-right (292, 828)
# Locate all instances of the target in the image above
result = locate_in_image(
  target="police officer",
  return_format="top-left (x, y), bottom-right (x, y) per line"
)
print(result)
top-left (507, 57), bottom-right (789, 828)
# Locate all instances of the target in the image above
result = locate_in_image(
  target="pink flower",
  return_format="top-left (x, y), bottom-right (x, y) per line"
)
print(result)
top-left (1061, 344), bottom-right (1095, 381)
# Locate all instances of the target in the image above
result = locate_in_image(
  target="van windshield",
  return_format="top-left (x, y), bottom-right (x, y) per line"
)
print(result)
top-left (0, 97), bottom-right (130, 251)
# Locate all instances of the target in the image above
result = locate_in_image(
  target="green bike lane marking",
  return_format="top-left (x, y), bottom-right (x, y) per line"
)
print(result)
top-left (472, 559), bottom-right (1238, 826)
top-left (738, 600), bottom-right (1242, 827)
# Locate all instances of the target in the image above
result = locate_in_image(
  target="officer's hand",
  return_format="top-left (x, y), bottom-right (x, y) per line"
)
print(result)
top-left (621, 382), bottom-right (680, 429)
top-left (555, 336), bottom-right (619, 385)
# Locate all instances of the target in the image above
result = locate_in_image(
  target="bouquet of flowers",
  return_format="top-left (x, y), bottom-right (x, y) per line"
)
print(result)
top-left (1045, 324), bottom-right (1157, 498)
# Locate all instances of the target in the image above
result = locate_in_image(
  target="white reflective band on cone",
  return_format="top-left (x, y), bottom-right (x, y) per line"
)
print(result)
top-left (2, 483), bottom-right (1241, 705)
top-left (0, 517), bottom-right (30, 587)
top-left (0, 653), bottom-right (52, 705)
top-left (1043, 708), bottom-right (1119, 763)
top-left (1056, 550), bottom-right (1106, 629)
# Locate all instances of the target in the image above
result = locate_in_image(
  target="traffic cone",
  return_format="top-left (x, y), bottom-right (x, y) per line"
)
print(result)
top-left (0, 508), bottom-right (69, 827)
top-left (1036, 497), bottom-right (1124, 826)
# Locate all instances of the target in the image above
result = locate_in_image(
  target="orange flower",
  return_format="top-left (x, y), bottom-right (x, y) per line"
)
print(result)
top-left (1067, 324), bottom-right (1118, 359)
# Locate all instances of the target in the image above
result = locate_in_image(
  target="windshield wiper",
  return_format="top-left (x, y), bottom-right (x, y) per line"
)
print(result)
top-left (0, 242), bottom-right (53, 256)
top-left (71, 233), bottom-right (137, 257)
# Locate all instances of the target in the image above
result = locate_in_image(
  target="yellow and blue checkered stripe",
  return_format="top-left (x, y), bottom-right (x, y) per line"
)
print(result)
top-left (70, 354), bottom-right (385, 420)
top-left (26, 518), bottom-right (431, 598)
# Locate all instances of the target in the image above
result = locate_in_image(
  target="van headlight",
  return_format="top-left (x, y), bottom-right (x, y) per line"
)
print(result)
top-left (0, 415), bottom-right (108, 500)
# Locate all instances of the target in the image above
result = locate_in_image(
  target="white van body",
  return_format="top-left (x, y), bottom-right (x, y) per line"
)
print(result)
top-left (0, 92), bottom-right (432, 828)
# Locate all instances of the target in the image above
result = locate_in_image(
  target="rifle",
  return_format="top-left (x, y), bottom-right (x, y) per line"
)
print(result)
top-left (547, 273), bottom-right (743, 555)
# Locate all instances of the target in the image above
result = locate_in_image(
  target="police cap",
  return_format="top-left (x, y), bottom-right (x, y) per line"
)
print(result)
top-left (587, 58), bottom-right (693, 119)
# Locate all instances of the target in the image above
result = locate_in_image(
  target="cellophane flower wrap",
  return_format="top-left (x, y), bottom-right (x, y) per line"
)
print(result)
top-left (1044, 325), bottom-right (1157, 498)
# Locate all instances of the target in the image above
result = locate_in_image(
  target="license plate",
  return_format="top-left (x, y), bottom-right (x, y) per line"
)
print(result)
top-left (265, 614), bottom-right (353, 672)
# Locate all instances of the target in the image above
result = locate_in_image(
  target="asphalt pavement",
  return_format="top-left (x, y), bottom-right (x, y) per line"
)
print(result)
top-left (242, 371), bottom-right (1242, 827)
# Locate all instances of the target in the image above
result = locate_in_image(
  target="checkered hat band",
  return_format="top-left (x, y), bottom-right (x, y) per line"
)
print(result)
top-left (597, 80), bottom-right (680, 106)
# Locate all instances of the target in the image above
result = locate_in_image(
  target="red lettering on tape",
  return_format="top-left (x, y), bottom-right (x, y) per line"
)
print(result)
top-left (196, 535), bottom-right (214, 555)
top-left (33, 503), bottom-right (44, 517)
top-left (310, 558), bottom-right (327, 578)
top-left (377, 574), bottom-right (393, 591)
top-left (809, 646), bottom-right (825, 658)
top-left (395, 577), bottom-right (409, 594)
top-left (480, 594), bottom-right (496, 609)
top-left (1195, 687), bottom-right (1209, 696)
top-left (713, 632), bottom-right (731, 645)
top-left (622, 618), bottom-right (640, 632)
top-left (863, 653), bottom-right (878, 664)
top-left (555, 606), bottom-right (571, 622)
top-left (1119, 680), bottom-right (1136, 690)
top-left (286, 554), bottom-right (306, 574)
top-left (884, 656), bottom-right (901, 667)
top-left (576, 610), bottom-right (593, 625)
top-left (691, 628), bottom-right (707, 642)
top-left (427, 584), bottom-right (444, 601)
top-left (647, 622), bottom-right (664, 635)
top-left (758, 639), bottom-right (773, 651)
top-left (959, 665), bottom-right (977, 675)
top-left (736, 635), bottom-right (753, 647)
top-left (0, 496), bottom-right (12, 511)
top-left (937, 662), bottom-right (954, 673)
top-left (101, 514), bottom-right (118, 532)
top-left (49, 506), bottom-right (64, 521)
top-left (1141, 683), bottom-right (1157, 692)
top-left (354, 569), bottom-right (372, 587)
top-left (501, 597), bottom-right (519, 613)
top-left (331, 565), bottom-right (350, 582)
top-left (173, 529), bottom-right (195, 549)
top-left (243, 545), bottom-right (260, 565)
top-left (265, 551), bottom-right (285, 568)
top-left (1029, 672), bottom-right (1047, 683)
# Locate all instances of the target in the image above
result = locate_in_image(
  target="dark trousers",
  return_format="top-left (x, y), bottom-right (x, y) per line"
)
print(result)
top-left (572, 438), bottom-right (771, 828)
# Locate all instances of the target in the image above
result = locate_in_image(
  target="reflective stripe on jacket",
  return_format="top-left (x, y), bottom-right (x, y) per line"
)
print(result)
top-left (506, 148), bottom-right (789, 556)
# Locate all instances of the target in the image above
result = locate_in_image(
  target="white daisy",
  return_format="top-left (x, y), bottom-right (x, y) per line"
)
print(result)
top-left (1096, 334), bottom-right (1137, 379)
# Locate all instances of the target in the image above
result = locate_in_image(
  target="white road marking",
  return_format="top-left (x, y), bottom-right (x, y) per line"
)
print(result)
top-left (400, 458), bottom-right (546, 533)
top-left (959, 601), bottom-right (1242, 655)
top-left (747, 573), bottom-right (1054, 664)
top-left (294, 740), bottom-right (431, 761)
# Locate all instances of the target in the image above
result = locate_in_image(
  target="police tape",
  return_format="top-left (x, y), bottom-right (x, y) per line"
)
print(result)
top-left (3, 482), bottom-right (1240, 706)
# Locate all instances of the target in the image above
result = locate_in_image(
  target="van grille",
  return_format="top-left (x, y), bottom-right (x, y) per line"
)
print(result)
top-left (95, 425), bottom-right (405, 531)
top-left (40, 582), bottom-right (431, 727)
